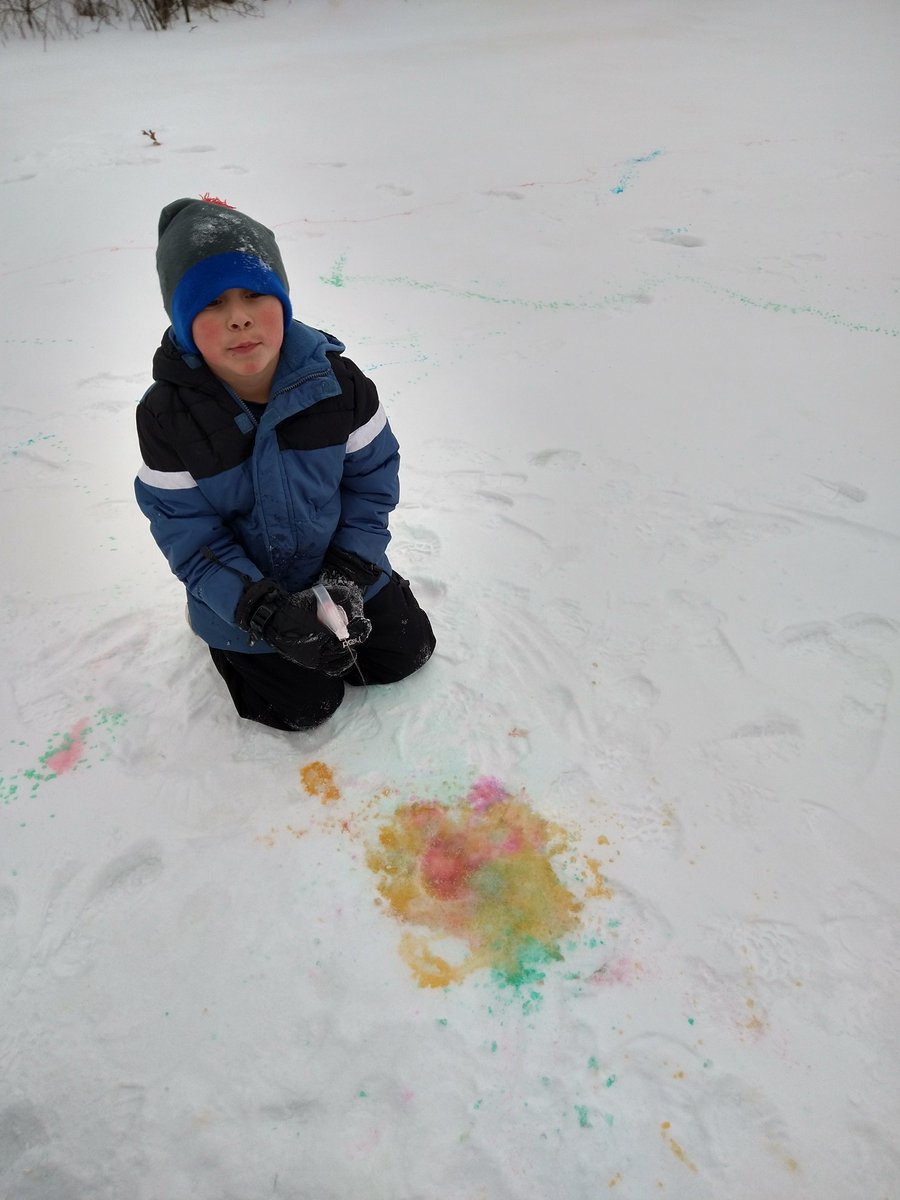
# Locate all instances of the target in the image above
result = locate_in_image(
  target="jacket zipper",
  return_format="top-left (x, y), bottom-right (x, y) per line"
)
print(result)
top-left (243, 367), bottom-right (334, 574)
top-left (228, 368), bottom-right (331, 427)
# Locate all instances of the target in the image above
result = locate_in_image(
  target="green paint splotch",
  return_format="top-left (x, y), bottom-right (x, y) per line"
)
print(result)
top-left (4, 432), bottom-right (66, 464)
top-left (610, 148), bottom-right (664, 194)
top-left (322, 255), bottom-right (897, 338)
top-left (658, 271), bottom-right (899, 338)
top-left (2, 709), bottom-right (127, 803)
top-left (321, 256), bottom-right (646, 315)
top-left (321, 254), bottom-right (347, 289)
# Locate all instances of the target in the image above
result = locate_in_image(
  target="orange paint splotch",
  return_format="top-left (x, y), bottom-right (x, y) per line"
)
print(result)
top-left (398, 932), bottom-right (480, 989)
top-left (257, 823), bottom-right (309, 847)
top-left (300, 760), bottom-right (341, 804)
top-left (739, 995), bottom-right (768, 1039)
top-left (660, 1122), bottom-right (698, 1174)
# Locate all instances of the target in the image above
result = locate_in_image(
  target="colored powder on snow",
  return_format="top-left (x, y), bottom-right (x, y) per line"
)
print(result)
top-left (300, 761), bottom-right (341, 804)
top-left (583, 857), bottom-right (615, 900)
top-left (609, 147), bottom-right (664, 194)
top-left (6, 708), bottom-right (126, 801)
top-left (325, 252), bottom-right (899, 340)
top-left (44, 718), bottom-right (90, 775)
top-left (590, 957), bottom-right (642, 987)
top-left (660, 1122), bottom-right (698, 1174)
top-left (466, 775), bottom-right (508, 812)
top-left (366, 779), bottom-right (582, 989)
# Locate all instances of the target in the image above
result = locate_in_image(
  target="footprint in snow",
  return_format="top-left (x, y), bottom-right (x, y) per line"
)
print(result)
top-left (528, 448), bottom-right (581, 470)
top-left (412, 575), bottom-right (448, 604)
top-left (392, 523), bottom-right (441, 558)
top-left (807, 475), bottom-right (868, 504)
top-left (87, 842), bottom-right (164, 905)
top-left (377, 183), bottom-right (413, 196)
top-left (647, 226), bottom-right (706, 248)
top-left (774, 617), bottom-right (894, 775)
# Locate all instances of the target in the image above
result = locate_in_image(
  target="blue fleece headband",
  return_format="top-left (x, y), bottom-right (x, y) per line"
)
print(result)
top-left (170, 250), bottom-right (293, 355)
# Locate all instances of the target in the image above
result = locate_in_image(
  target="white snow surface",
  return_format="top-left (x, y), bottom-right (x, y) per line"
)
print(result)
top-left (2, 1), bottom-right (900, 1197)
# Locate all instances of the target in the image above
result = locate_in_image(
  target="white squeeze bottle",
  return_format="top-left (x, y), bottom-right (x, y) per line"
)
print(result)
top-left (311, 584), bottom-right (350, 641)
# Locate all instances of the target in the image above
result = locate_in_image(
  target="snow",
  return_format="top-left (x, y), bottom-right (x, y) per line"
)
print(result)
top-left (2, 1), bottom-right (899, 1196)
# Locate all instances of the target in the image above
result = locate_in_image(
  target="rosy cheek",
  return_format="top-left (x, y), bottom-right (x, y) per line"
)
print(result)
top-left (191, 316), bottom-right (217, 351)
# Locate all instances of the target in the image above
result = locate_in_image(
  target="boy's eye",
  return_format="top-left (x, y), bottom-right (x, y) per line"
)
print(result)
top-left (203, 291), bottom-right (262, 308)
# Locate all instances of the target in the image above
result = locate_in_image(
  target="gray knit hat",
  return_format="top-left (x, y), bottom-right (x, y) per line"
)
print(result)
top-left (156, 197), bottom-right (292, 354)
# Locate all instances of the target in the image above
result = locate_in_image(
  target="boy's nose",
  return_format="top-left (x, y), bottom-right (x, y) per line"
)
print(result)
top-left (227, 308), bottom-right (252, 328)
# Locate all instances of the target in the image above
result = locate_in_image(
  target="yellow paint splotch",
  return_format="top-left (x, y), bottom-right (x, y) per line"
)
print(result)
top-left (366, 777), bottom-right (582, 988)
top-left (584, 856), bottom-right (615, 899)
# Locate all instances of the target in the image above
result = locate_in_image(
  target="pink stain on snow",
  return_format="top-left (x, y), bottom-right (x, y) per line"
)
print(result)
top-left (466, 776), bottom-right (509, 812)
top-left (498, 829), bottom-right (524, 854)
top-left (45, 718), bottom-right (90, 775)
top-left (590, 956), bottom-right (642, 987)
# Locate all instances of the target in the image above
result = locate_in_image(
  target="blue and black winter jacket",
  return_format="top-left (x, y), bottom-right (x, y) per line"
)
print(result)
top-left (135, 320), bottom-right (399, 653)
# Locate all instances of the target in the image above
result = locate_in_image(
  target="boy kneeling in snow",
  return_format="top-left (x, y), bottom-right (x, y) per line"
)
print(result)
top-left (135, 196), bottom-right (435, 731)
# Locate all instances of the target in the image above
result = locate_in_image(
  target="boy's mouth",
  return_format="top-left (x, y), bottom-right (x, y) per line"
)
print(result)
top-left (230, 341), bottom-right (261, 353)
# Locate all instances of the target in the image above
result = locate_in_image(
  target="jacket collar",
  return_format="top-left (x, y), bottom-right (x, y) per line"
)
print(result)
top-left (152, 320), bottom-right (347, 402)
top-left (271, 321), bottom-right (345, 395)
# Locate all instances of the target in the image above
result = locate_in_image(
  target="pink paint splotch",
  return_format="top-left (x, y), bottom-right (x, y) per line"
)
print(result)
top-left (466, 775), bottom-right (509, 812)
top-left (590, 956), bottom-right (643, 987)
top-left (45, 718), bottom-right (90, 775)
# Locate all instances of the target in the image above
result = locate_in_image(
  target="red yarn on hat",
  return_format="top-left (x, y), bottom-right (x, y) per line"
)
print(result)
top-left (199, 193), bottom-right (235, 208)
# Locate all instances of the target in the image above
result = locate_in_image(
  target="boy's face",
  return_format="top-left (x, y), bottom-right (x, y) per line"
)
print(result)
top-left (191, 288), bottom-right (284, 400)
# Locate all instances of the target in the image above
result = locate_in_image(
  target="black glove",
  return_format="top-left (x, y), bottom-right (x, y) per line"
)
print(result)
top-left (235, 579), bottom-right (370, 676)
top-left (320, 546), bottom-right (384, 590)
top-left (315, 579), bottom-right (373, 646)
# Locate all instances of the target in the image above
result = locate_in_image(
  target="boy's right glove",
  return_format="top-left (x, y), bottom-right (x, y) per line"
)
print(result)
top-left (235, 579), bottom-right (371, 676)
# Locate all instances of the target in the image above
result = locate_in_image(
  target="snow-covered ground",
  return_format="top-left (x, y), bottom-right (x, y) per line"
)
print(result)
top-left (2, 1), bottom-right (899, 1196)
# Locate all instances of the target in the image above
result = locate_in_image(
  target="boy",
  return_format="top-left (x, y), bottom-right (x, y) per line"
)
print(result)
top-left (135, 196), bottom-right (435, 731)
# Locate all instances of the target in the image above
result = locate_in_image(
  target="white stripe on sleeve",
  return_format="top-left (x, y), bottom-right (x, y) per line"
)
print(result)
top-left (346, 404), bottom-right (387, 454)
top-left (137, 463), bottom-right (198, 490)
